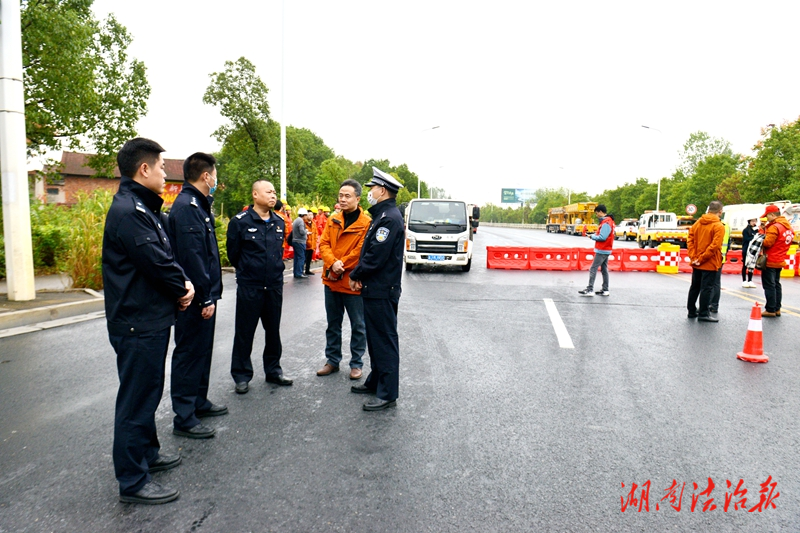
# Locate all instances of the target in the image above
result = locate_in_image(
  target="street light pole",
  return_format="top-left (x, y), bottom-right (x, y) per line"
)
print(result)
top-left (418, 125), bottom-right (440, 199)
top-left (0, 0), bottom-right (35, 301)
top-left (279, 0), bottom-right (287, 201)
top-left (641, 125), bottom-right (663, 211)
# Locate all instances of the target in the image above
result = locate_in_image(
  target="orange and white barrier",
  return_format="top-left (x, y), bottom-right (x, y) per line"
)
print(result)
top-left (656, 244), bottom-right (680, 274)
top-left (781, 245), bottom-right (797, 278)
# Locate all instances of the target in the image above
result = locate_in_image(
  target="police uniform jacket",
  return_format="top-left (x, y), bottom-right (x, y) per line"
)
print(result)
top-left (350, 198), bottom-right (404, 299)
top-left (102, 177), bottom-right (189, 336)
top-left (166, 182), bottom-right (222, 308)
top-left (226, 206), bottom-right (286, 288)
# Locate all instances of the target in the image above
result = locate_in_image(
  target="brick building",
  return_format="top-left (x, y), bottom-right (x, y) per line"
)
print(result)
top-left (41, 151), bottom-right (185, 207)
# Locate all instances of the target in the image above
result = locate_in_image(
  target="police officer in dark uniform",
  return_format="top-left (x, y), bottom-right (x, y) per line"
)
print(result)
top-left (103, 138), bottom-right (194, 504)
top-left (167, 153), bottom-right (225, 440)
top-left (227, 180), bottom-right (293, 394)
top-left (349, 168), bottom-right (405, 411)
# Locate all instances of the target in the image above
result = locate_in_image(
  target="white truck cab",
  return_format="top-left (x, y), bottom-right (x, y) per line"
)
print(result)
top-left (403, 199), bottom-right (479, 272)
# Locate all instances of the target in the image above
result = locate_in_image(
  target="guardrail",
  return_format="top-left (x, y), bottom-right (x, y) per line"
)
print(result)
top-left (480, 222), bottom-right (547, 230)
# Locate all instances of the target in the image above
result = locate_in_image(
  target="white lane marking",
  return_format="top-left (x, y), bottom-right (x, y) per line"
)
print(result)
top-left (543, 298), bottom-right (575, 349)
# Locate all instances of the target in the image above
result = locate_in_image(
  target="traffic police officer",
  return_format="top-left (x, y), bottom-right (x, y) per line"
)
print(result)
top-left (349, 167), bottom-right (405, 411)
top-left (227, 180), bottom-right (293, 393)
top-left (103, 138), bottom-right (194, 504)
top-left (167, 152), bottom-right (225, 440)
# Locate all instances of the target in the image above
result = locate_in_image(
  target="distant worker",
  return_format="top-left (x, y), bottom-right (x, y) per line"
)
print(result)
top-left (315, 207), bottom-right (328, 237)
top-left (578, 204), bottom-right (614, 297)
top-left (304, 208), bottom-right (317, 276)
top-left (349, 168), bottom-right (405, 411)
top-left (292, 208), bottom-right (309, 279)
top-left (686, 200), bottom-right (725, 322)
top-left (708, 218), bottom-right (731, 314)
top-left (226, 180), bottom-right (293, 394)
top-left (316, 179), bottom-right (370, 380)
top-left (759, 205), bottom-right (795, 317)
top-left (741, 218), bottom-right (758, 288)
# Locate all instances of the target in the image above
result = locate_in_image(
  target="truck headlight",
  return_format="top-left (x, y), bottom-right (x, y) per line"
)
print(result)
top-left (457, 236), bottom-right (468, 253)
top-left (406, 236), bottom-right (416, 251)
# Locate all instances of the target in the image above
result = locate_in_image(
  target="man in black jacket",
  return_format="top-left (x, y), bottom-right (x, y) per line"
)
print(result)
top-left (348, 168), bottom-right (405, 411)
top-left (102, 138), bottom-right (194, 505)
top-left (226, 180), bottom-right (293, 393)
top-left (167, 152), bottom-right (225, 440)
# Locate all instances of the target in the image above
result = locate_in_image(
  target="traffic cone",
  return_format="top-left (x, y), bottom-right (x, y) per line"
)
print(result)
top-left (737, 302), bottom-right (768, 363)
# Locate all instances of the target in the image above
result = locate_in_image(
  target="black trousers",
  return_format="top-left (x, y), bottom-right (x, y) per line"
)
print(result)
top-left (710, 267), bottom-right (723, 311)
top-left (761, 267), bottom-right (783, 312)
top-left (171, 305), bottom-right (215, 430)
top-left (363, 295), bottom-right (400, 401)
top-left (304, 249), bottom-right (313, 274)
top-left (741, 264), bottom-right (753, 282)
top-left (231, 284), bottom-right (283, 383)
top-left (687, 268), bottom-right (717, 317)
top-left (110, 327), bottom-right (171, 496)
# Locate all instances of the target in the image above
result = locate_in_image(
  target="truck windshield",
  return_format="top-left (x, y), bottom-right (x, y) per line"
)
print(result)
top-left (408, 201), bottom-right (467, 232)
top-left (409, 201), bottom-right (467, 225)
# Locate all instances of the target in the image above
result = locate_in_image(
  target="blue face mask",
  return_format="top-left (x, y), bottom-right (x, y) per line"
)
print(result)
top-left (207, 174), bottom-right (219, 195)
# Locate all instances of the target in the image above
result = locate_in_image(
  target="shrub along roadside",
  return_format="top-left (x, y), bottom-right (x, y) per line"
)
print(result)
top-left (1, 190), bottom-right (232, 289)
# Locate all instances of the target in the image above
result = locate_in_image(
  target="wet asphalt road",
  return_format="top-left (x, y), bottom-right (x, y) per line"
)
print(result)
top-left (1, 226), bottom-right (799, 532)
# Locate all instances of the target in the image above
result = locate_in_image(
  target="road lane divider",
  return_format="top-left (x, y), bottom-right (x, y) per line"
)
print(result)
top-left (543, 298), bottom-right (574, 349)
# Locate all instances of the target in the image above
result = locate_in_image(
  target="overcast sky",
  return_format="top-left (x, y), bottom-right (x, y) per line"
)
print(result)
top-left (90, 0), bottom-right (800, 205)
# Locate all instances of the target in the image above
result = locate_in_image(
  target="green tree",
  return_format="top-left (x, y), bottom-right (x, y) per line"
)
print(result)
top-left (315, 157), bottom-right (350, 202)
top-left (715, 173), bottom-right (744, 205)
top-left (682, 153), bottom-right (741, 209)
top-left (529, 188), bottom-right (569, 223)
top-left (676, 131), bottom-right (733, 178)
top-left (743, 119), bottom-right (800, 202)
top-left (287, 127), bottom-right (335, 195)
top-left (22, 0), bottom-right (150, 175)
top-left (204, 57), bottom-right (279, 216)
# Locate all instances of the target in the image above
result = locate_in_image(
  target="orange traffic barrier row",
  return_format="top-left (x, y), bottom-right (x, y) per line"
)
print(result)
top-left (486, 246), bottom-right (799, 276)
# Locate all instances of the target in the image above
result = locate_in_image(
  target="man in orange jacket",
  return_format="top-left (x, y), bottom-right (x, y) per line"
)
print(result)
top-left (316, 179), bottom-right (371, 380)
top-left (760, 205), bottom-right (795, 317)
top-left (686, 201), bottom-right (725, 322)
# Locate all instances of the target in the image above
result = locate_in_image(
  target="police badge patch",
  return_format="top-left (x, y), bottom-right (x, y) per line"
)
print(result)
top-left (376, 227), bottom-right (390, 242)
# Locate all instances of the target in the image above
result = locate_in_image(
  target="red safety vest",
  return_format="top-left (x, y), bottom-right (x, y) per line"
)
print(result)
top-left (595, 217), bottom-right (615, 251)
top-left (764, 218), bottom-right (794, 267)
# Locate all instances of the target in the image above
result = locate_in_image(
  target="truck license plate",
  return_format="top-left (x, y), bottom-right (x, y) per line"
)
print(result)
top-left (428, 254), bottom-right (445, 261)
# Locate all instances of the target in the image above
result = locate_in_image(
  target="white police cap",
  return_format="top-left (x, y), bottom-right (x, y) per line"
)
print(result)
top-left (365, 167), bottom-right (404, 193)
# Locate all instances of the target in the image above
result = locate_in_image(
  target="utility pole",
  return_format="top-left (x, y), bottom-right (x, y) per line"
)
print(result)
top-left (279, 0), bottom-right (287, 201)
top-left (0, 0), bottom-right (36, 301)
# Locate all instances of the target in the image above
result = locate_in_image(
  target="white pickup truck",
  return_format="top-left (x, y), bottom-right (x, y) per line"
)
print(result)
top-left (403, 199), bottom-right (479, 272)
top-left (614, 219), bottom-right (639, 241)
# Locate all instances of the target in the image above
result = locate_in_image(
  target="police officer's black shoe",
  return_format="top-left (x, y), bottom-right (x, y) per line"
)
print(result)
top-left (697, 315), bottom-right (719, 323)
top-left (363, 398), bottom-right (396, 411)
top-left (350, 384), bottom-right (375, 394)
top-left (173, 423), bottom-right (216, 439)
top-left (266, 374), bottom-right (293, 386)
top-left (148, 453), bottom-right (181, 473)
top-left (196, 403), bottom-right (228, 418)
top-left (235, 382), bottom-right (249, 394)
top-left (119, 481), bottom-right (180, 505)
